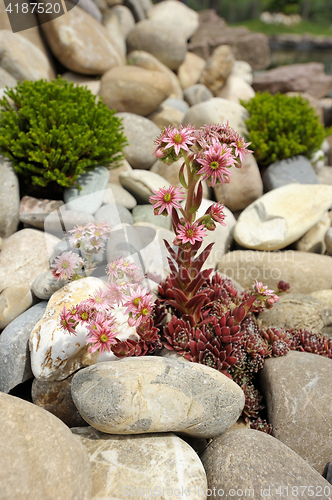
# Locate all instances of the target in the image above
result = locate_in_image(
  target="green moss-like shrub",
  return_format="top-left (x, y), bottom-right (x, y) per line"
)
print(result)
top-left (241, 91), bottom-right (327, 167)
top-left (0, 76), bottom-right (127, 190)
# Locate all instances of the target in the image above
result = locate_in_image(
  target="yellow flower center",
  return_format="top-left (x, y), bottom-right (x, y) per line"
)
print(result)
top-left (81, 312), bottom-right (89, 320)
top-left (164, 192), bottom-right (171, 202)
top-left (100, 334), bottom-right (108, 343)
top-left (142, 308), bottom-right (150, 316)
top-left (210, 161), bottom-right (219, 170)
top-left (95, 296), bottom-right (102, 303)
top-left (133, 298), bottom-right (140, 306)
top-left (187, 229), bottom-right (194, 237)
top-left (173, 133), bottom-right (182, 143)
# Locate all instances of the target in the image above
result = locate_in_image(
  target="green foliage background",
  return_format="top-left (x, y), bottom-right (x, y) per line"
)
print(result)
top-left (0, 76), bottom-right (127, 190)
top-left (241, 92), bottom-right (328, 166)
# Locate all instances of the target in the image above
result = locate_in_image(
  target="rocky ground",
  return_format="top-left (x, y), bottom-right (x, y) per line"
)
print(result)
top-left (1, 1), bottom-right (332, 499)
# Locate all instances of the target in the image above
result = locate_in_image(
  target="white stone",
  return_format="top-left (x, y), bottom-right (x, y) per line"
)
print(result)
top-left (234, 184), bottom-right (332, 250)
top-left (182, 98), bottom-right (249, 137)
top-left (119, 170), bottom-right (171, 204)
top-left (230, 60), bottom-right (253, 85)
top-left (295, 211), bottom-right (330, 254)
top-left (29, 278), bottom-right (138, 381)
top-left (146, 0), bottom-right (199, 41)
top-left (0, 284), bottom-right (33, 330)
top-left (217, 75), bottom-right (255, 104)
top-left (72, 429), bottom-right (207, 500)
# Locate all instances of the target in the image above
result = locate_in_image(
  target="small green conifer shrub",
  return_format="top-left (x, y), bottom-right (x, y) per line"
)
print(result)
top-left (241, 91), bottom-right (327, 167)
top-left (0, 76), bottom-right (128, 189)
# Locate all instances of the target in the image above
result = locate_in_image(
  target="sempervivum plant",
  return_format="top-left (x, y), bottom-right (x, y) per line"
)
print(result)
top-left (148, 123), bottom-right (332, 431)
top-left (0, 76), bottom-right (127, 190)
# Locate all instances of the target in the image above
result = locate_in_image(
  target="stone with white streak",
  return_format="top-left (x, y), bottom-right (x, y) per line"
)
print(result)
top-left (71, 429), bottom-right (207, 500)
top-left (29, 278), bottom-right (138, 381)
top-left (234, 184), bottom-right (332, 250)
top-left (71, 356), bottom-right (245, 438)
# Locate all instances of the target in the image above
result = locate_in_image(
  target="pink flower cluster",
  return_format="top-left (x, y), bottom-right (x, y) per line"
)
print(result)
top-left (51, 221), bottom-right (111, 281)
top-left (252, 280), bottom-right (280, 310)
top-left (153, 123), bottom-right (252, 187)
top-left (59, 257), bottom-right (154, 354)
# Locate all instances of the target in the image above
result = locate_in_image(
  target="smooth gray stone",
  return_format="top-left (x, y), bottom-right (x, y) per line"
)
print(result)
top-left (95, 203), bottom-right (133, 229)
top-left (76, 0), bottom-right (102, 22)
top-left (63, 167), bottom-right (110, 214)
top-left (183, 84), bottom-right (214, 107)
top-left (31, 271), bottom-right (66, 300)
top-left (0, 302), bottom-right (47, 393)
top-left (262, 155), bottom-right (320, 191)
top-left (132, 204), bottom-right (171, 230)
top-left (162, 97), bottom-right (189, 114)
top-left (115, 113), bottom-right (160, 170)
top-left (102, 183), bottom-right (137, 209)
top-left (0, 155), bottom-right (19, 238)
top-left (106, 224), bottom-right (143, 264)
top-left (44, 209), bottom-right (95, 236)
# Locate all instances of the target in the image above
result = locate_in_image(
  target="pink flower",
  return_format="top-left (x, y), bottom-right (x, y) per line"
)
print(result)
top-left (106, 257), bottom-right (126, 281)
top-left (177, 221), bottom-right (207, 245)
top-left (51, 251), bottom-right (82, 281)
top-left (197, 141), bottom-right (236, 187)
top-left (123, 286), bottom-right (153, 316)
top-left (106, 281), bottom-right (127, 306)
top-left (149, 186), bottom-right (185, 217)
top-left (86, 320), bottom-right (118, 355)
top-left (75, 302), bottom-right (93, 324)
top-left (59, 306), bottom-right (78, 335)
top-left (209, 203), bottom-right (227, 226)
top-left (253, 280), bottom-right (280, 306)
top-left (232, 137), bottom-right (253, 164)
top-left (86, 288), bottom-right (113, 312)
top-left (128, 295), bottom-right (154, 327)
top-left (154, 125), bottom-right (195, 158)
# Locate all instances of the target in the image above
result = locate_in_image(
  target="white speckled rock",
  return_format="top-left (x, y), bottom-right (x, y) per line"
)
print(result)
top-left (230, 60), bottom-right (253, 85)
top-left (71, 429), bottom-right (207, 500)
top-left (234, 184), bottom-right (332, 250)
top-left (71, 356), bottom-right (245, 438)
top-left (29, 278), bottom-right (138, 381)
